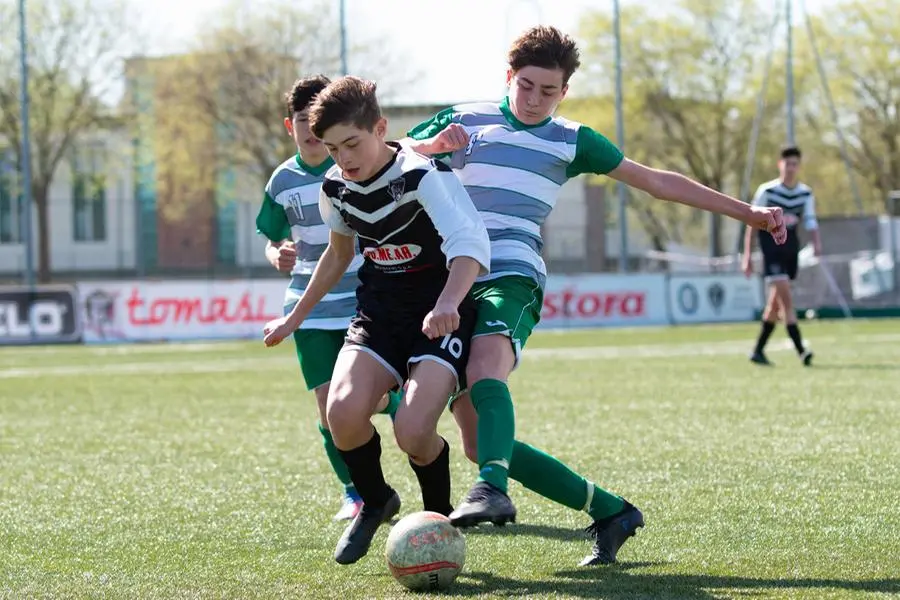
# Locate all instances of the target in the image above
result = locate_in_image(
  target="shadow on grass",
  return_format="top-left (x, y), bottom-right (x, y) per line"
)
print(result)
top-left (459, 522), bottom-right (587, 542)
top-left (434, 562), bottom-right (899, 599)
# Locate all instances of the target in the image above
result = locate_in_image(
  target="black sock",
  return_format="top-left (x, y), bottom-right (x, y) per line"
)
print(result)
top-left (754, 321), bottom-right (776, 354)
top-left (408, 438), bottom-right (452, 515)
top-left (786, 323), bottom-right (805, 354)
top-left (338, 429), bottom-right (393, 508)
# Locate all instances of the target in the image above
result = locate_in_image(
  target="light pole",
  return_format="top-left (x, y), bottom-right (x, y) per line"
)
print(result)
top-left (19, 0), bottom-right (35, 290)
top-left (613, 0), bottom-right (628, 272)
top-left (786, 0), bottom-right (795, 145)
top-left (339, 0), bottom-right (348, 75)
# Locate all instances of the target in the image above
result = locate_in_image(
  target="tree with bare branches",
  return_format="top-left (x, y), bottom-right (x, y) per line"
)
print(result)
top-left (0, 0), bottom-right (138, 281)
top-left (575, 0), bottom-right (784, 255)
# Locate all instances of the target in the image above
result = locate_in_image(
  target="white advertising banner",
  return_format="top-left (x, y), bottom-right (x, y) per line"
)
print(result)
top-left (668, 274), bottom-right (763, 324)
top-left (538, 274), bottom-right (668, 329)
top-left (76, 280), bottom-right (287, 343)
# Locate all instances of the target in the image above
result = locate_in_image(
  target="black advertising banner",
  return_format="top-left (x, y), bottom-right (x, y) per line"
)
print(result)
top-left (0, 286), bottom-right (82, 345)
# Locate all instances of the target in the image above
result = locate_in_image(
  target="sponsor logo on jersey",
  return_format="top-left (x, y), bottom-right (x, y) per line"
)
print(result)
top-left (363, 244), bottom-right (422, 266)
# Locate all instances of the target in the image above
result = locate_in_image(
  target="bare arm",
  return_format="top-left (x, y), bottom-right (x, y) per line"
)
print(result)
top-left (416, 163), bottom-right (491, 338)
top-left (283, 231), bottom-right (355, 329)
top-left (436, 257), bottom-right (482, 310)
top-left (743, 225), bottom-right (755, 256)
top-left (609, 159), bottom-right (753, 223)
top-left (805, 192), bottom-right (822, 255)
top-left (809, 228), bottom-right (822, 254)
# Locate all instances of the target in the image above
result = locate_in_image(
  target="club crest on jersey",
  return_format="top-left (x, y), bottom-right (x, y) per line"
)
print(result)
top-left (387, 177), bottom-right (406, 203)
top-left (363, 243), bottom-right (422, 266)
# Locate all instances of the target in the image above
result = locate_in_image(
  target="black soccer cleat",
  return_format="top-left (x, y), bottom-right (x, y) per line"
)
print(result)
top-left (580, 501), bottom-right (644, 566)
top-left (333, 490), bottom-right (401, 565)
top-left (449, 481), bottom-right (516, 528)
top-left (425, 504), bottom-right (454, 517)
top-left (801, 350), bottom-right (814, 366)
top-left (750, 351), bottom-right (773, 366)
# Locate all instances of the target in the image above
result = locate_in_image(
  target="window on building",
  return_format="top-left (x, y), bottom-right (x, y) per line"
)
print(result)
top-left (72, 143), bottom-right (107, 242)
top-left (0, 150), bottom-right (20, 244)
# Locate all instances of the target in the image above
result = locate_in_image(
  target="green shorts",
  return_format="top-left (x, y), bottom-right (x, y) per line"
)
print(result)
top-left (292, 328), bottom-right (346, 391)
top-left (471, 275), bottom-right (544, 369)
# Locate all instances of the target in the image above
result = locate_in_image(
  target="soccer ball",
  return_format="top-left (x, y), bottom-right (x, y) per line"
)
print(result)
top-left (385, 511), bottom-right (466, 591)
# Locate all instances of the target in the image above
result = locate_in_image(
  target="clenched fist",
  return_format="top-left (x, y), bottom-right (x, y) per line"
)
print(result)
top-left (422, 301), bottom-right (461, 339)
top-left (750, 206), bottom-right (787, 245)
top-left (429, 123), bottom-right (470, 154)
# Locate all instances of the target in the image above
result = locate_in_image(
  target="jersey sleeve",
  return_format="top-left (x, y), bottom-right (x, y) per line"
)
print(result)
top-left (804, 191), bottom-right (819, 230)
top-left (318, 188), bottom-right (355, 237)
top-left (417, 162), bottom-right (490, 275)
top-left (255, 192), bottom-right (291, 241)
top-left (406, 107), bottom-right (455, 141)
top-left (566, 125), bottom-right (625, 177)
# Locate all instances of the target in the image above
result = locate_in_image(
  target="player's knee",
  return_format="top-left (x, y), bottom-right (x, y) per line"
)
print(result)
top-left (392, 414), bottom-right (435, 458)
top-left (775, 283), bottom-right (793, 305)
top-left (466, 342), bottom-right (512, 384)
top-left (314, 385), bottom-right (330, 428)
top-left (326, 386), bottom-right (368, 439)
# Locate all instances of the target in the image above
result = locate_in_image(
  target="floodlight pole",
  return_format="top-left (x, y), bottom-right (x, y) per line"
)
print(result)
top-left (613, 0), bottom-right (628, 272)
top-left (339, 0), bottom-right (348, 75)
top-left (786, 0), bottom-right (795, 145)
top-left (19, 0), bottom-right (35, 295)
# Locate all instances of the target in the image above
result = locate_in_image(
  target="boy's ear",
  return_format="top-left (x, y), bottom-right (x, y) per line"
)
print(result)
top-left (375, 117), bottom-right (388, 139)
top-left (284, 117), bottom-right (293, 136)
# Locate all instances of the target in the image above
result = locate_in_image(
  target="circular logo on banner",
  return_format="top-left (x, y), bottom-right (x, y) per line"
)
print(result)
top-left (677, 283), bottom-right (700, 315)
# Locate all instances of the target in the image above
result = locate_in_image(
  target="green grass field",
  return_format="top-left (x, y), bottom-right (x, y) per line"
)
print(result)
top-left (2, 320), bottom-right (899, 599)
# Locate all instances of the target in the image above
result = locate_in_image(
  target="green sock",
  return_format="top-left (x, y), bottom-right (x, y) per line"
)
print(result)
top-left (318, 422), bottom-right (353, 491)
top-left (471, 379), bottom-right (515, 492)
top-left (508, 440), bottom-right (626, 521)
top-left (380, 389), bottom-right (401, 420)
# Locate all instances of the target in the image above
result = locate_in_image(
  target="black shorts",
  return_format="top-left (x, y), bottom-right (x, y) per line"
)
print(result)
top-left (344, 295), bottom-right (476, 392)
top-left (759, 231), bottom-right (799, 282)
top-left (762, 250), bottom-right (798, 281)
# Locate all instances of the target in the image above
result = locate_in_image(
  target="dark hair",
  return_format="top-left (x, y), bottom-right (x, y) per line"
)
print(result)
top-left (284, 75), bottom-right (331, 118)
top-left (780, 145), bottom-right (802, 160)
top-left (508, 26), bottom-right (581, 85)
top-left (308, 76), bottom-right (381, 139)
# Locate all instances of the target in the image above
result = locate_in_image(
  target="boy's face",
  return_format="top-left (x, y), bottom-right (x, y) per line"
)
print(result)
top-left (779, 156), bottom-right (801, 182)
top-left (506, 65), bottom-right (569, 125)
top-left (321, 118), bottom-right (389, 182)
top-left (284, 108), bottom-right (326, 158)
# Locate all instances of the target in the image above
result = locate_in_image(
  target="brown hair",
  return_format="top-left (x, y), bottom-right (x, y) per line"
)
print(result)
top-left (284, 75), bottom-right (331, 118)
top-left (508, 26), bottom-right (581, 84)
top-left (308, 76), bottom-right (381, 139)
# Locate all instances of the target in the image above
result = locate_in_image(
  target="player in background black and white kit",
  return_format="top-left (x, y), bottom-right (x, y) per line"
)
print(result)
top-left (742, 146), bottom-right (822, 366)
top-left (262, 76), bottom-right (490, 565)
